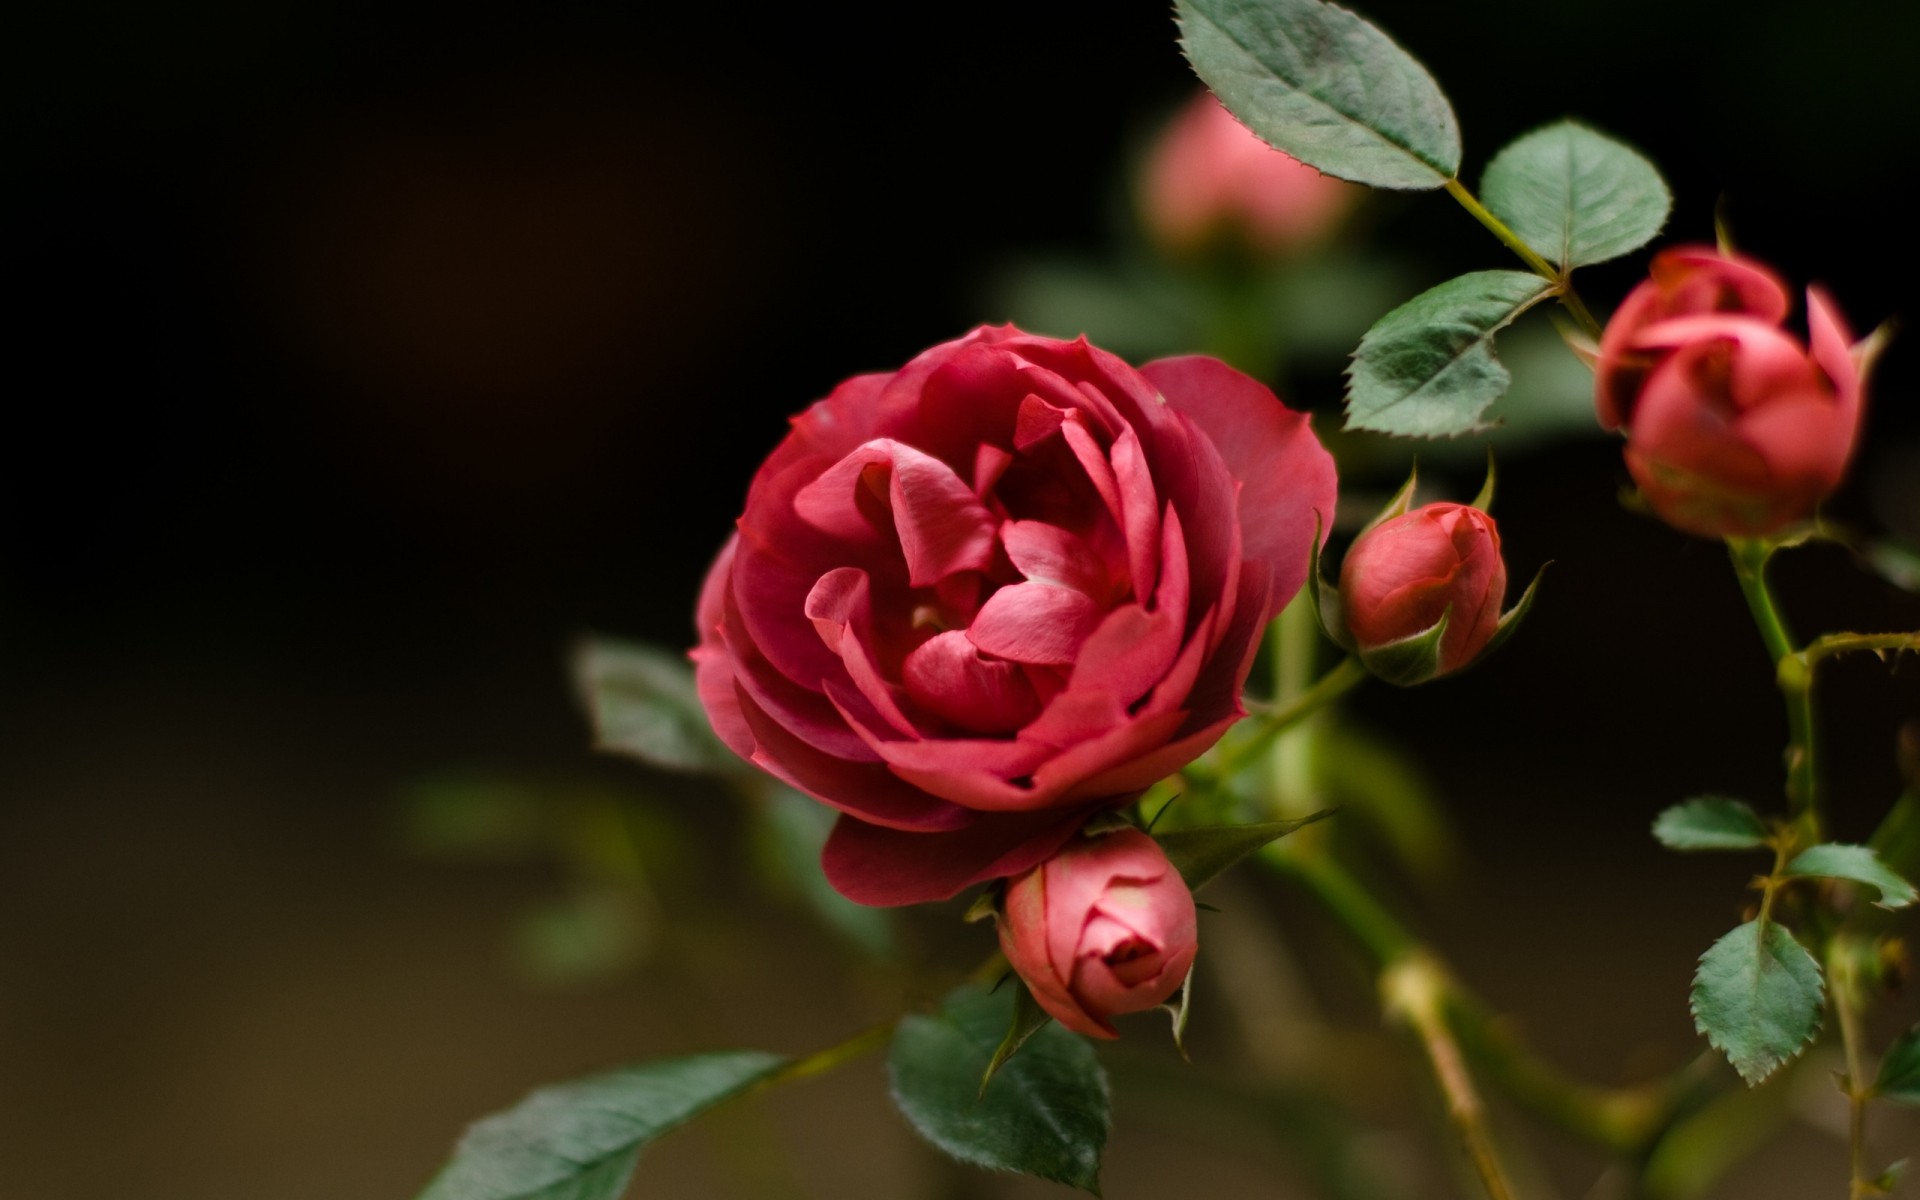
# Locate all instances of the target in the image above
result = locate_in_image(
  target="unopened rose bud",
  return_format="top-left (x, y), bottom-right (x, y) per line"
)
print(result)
top-left (1595, 246), bottom-right (1866, 539)
top-left (1339, 502), bottom-right (1508, 685)
top-left (1139, 91), bottom-right (1358, 260)
top-left (997, 828), bottom-right (1197, 1040)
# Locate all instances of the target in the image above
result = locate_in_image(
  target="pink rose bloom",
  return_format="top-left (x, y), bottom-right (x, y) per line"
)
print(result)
top-left (1340, 502), bottom-right (1505, 682)
top-left (997, 828), bottom-right (1198, 1039)
top-left (693, 326), bottom-right (1336, 906)
top-left (1140, 92), bottom-right (1358, 258)
top-left (1595, 246), bottom-right (1865, 538)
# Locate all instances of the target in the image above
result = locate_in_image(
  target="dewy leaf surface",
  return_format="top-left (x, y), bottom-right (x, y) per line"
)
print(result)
top-left (1480, 120), bottom-right (1671, 267)
top-left (1784, 843), bottom-right (1919, 910)
top-left (890, 984), bottom-right (1109, 1195)
top-left (416, 1051), bottom-right (786, 1200)
top-left (1345, 270), bottom-right (1552, 437)
top-left (1176, 0), bottom-right (1460, 189)
top-left (574, 637), bottom-right (738, 775)
top-left (1690, 920), bottom-right (1825, 1086)
top-left (1652, 796), bottom-right (1770, 852)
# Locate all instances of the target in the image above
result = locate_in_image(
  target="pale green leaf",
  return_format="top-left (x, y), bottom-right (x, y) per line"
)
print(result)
top-left (1690, 920), bottom-right (1825, 1085)
top-left (1652, 796), bottom-right (1770, 852)
top-left (889, 984), bottom-right (1109, 1195)
top-left (1480, 120), bottom-right (1671, 267)
top-left (1345, 270), bottom-right (1554, 437)
top-left (416, 1051), bottom-right (786, 1200)
top-left (1176, 0), bottom-right (1460, 190)
top-left (1786, 843), bottom-right (1918, 910)
top-left (573, 637), bottom-right (737, 775)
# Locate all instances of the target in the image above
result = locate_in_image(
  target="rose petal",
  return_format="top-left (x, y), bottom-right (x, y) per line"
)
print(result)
top-left (901, 630), bottom-right (1043, 734)
top-left (820, 806), bottom-right (1098, 906)
top-left (967, 582), bottom-right (1103, 665)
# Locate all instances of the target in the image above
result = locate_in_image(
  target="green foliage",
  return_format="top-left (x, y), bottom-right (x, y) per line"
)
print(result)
top-left (1345, 270), bottom-right (1554, 437)
top-left (1652, 796), bottom-right (1770, 852)
top-left (1479, 120), bottom-right (1671, 267)
top-left (889, 984), bottom-right (1110, 1195)
top-left (1175, 0), bottom-right (1460, 190)
top-left (1878, 1024), bottom-right (1920, 1104)
top-left (416, 1052), bottom-right (786, 1200)
top-left (1784, 843), bottom-right (1919, 910)
top-left (573, 637), bottom-right (737, 775)
top-left (1156, 812), bottom-right (1334, 892)
top-left (1690, 920), bottom-right (1825, 1085)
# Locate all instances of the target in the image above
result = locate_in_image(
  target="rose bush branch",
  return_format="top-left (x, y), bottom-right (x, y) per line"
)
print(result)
top-left (1439, 176), bottom-right (1603, 342)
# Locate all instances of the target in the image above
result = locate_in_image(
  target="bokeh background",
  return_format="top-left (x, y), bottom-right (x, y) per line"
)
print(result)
top-left (5, 1), bottom-right (1920, 1197)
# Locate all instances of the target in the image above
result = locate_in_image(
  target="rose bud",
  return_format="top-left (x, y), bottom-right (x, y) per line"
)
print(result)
top-left (1139, 91), bottom-right (1358, 259)
top-left (1595, 245), bottom-right (1866, 538)
top-left (693, 326), bottom-right (1336, 906)
top-left (1337, 502), bottom-right (1514, 685)
top-left (996, 828), bottom-right (1198, 1039)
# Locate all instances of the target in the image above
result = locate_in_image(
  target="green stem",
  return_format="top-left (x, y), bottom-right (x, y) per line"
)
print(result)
top-left (1212, 657), bottom-right (1368, 784)
top-left (757, 1020), bottom-right (896, 1092)
top-left (1268, 592), bottom-right (1327, 816)
top-left (1800, 630), bottom-right (1920, 671)
top-left (1382, 954), bottom-right (1520, 1200)
top-left (1826, 935), bottom-right (1873, 1200)
top-left (1268, 850), bottom-right (1693, 1157)
top-left (1728, 538), bottom-right (1823, 841)
top-left (1442, 177), bottom-right (1603, 341)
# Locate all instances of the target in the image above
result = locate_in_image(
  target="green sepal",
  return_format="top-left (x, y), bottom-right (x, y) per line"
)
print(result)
top-left (1470, 449), bottom-right (1497, 512)
top-left (1357, 607), bottom-right (1450, 687)
top-left (1360, 467), bottom-right (1421, 537)
top-left (1160, 961), bottom-right (1197, 1062)
top-left (1652, 796), bottom-right (1771, 852)
top-left (1305, 510), bottom-right (1352, 651)
top-left (889, 984), bottom-right (1109, 1196)
top-left (1476, 561), bottom-right (1546, 664)
top-left (1876, 1024), bottom-right (1920, 1104)
top-left (1690, 919), bottom-right (1826, 1086)
top-left (1156, 812), bottom-right (1335, 893)
top-left (963, 888), bottom-right (1002, 925)
top-left (415, 1051), bottom-right (788, 1200)
top-left (1784, 843), bottom-right (1918, 910)
top-left (980, 978), bottom-right (1056, 1096)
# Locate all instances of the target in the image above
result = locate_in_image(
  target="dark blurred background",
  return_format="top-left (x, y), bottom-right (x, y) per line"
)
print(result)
top-left (4, 2), bottom-right (1919, 1198)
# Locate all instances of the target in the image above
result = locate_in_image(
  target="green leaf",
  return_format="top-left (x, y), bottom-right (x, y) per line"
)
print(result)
top-left (1175, 0), bottom-right (1460, 190)
top-left (1480, 120), bottom-right (1671, 267)
top-left (1877, 1024), bottom-right (1920, 1104)
top-left (1156, 812), bottom-right (1334, 892)
top-left (573, 637), bottom-right (737, 775)
top-left (1785, 843), bottom-right (1919, 910)
top-left (753, 786), bottom-right (894, 956)
top-left (1652, 796), bottom-right (1770, 852)
top-left (416, 1051), bottom-right (786, 1200)
top-left (1691, 920), bottom-right (1825, 1085)
top-left (889, 984), bottom-right (1109, 1195)
top-left (1345, 271), bottom-right (1554, 438)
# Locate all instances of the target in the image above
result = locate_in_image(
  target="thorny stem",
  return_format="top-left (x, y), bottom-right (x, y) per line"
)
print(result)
top-left (1728, 538), bottom-right (1824, 843)
top-left (1383, 955), bottom-right (1519, 1200)
top-left (1826, 935), bottom-right (1873, 1200)
top-left (1268, 850), bottom-right (1692, 1158)
top-left (1442, 177), bottom-right (1604, 341)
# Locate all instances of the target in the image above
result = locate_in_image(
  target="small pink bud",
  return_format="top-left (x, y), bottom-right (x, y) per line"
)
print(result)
top-left (1139, 92), bottom-right (1358, 259)
top-left (1595, 246), bottom-right (1865, 538)
top-left (997, 828), bottom-right (1197, 1040)
top-left (1339, 502), bottom-right (1506, 683)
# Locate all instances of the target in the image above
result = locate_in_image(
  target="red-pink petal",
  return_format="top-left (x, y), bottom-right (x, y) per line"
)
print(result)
top-left (820, 807), bottom-right (1097, 906)
top-left (967, 582), bottom-right (1103, 665)
top-left (901, 630), bottom-right (1043, 734)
